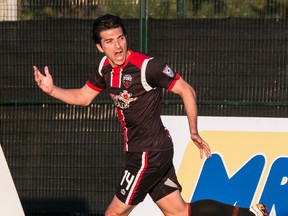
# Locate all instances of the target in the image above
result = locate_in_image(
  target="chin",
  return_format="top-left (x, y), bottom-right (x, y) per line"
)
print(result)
top-left (115, 60), bottom-right (125, 66)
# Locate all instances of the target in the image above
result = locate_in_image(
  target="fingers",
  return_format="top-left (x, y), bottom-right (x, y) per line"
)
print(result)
top-left (44, 66), bottom-right (51, 77)
top-left (33, 66), bottom-right (42, 85)
top-left (33, 65), bottom-right (49, 81)
top-left (202, 142), bottom-right (212, 158)
top-left (33, 66), bottom-right (39, 78)
top-left (200, 149), bottom-right (203, 159)
top-left (201, 141), bottom-right (211, 158)
top-left (192, 135), bottom-right (212, 159)
top-left (33, 66), bottom-right (50, 89)
top-left (199, 147), bottom-right (209, 159)
top-left (33, 66), bottom-right (49, 76)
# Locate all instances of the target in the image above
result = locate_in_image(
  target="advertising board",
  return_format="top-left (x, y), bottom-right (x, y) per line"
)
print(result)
top-left (131, 116), bottom-right (288, 216)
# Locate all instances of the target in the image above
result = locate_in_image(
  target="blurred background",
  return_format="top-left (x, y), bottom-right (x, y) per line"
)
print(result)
top-left (0, 0), bottom-right (287, 215)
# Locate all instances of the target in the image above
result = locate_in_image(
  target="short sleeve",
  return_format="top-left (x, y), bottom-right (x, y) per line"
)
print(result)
top-left (145, 58), bottom-right (180, 90)
top-left (86, 66), bottom-right (106, 92)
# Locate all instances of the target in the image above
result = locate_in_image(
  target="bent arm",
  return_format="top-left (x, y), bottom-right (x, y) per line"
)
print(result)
top-left (170, 77), bottom-right (211, 159)
top-left (34, 66), bottom-right (100, 106)
top-left (170, 77), bottom-right (198, 135)
top-left (50, 84), bottom-right (100, 106)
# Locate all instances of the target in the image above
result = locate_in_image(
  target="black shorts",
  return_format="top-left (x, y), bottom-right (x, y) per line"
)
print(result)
top-left (115, 149), bottom-right (182, 205)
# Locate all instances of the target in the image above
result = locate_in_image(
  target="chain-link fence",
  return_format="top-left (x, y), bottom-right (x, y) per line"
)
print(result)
top-left (0, 1), bottom-right (288, 215)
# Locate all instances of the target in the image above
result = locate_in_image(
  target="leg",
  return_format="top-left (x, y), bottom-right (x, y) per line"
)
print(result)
top-left (190, 199), bottom-right (235, 216)
top-left (149, 149), bottom-right (188, 215)
top-left (189, 199), bottom-right (267, 216)
top-left (105, 195), bottom-right (136, 216)
top-left (156, 190), bottom-right (189, 216)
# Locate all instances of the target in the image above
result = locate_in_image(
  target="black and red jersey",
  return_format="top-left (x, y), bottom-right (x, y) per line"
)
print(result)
top-left (87, 49), bottom-right (180, 152)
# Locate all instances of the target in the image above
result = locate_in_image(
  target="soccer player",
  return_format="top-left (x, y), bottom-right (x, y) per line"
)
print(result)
top-left (33, 14), bottom-right (268, 216)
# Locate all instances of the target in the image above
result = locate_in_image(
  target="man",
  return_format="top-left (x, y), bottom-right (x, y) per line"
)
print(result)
top-left (34, 14), bottom-right (268, 216)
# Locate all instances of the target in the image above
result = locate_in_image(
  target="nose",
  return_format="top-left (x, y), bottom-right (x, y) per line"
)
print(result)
top-left (115, 39), bottom-right (121, 48)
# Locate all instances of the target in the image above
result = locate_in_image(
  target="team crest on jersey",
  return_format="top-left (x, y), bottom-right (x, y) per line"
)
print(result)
top-left (122, 74), bottom-right (132, 88)
top-left (110, 90), bottom-right (138, 109)
top-left (163, 65), bottom-right (175, 78)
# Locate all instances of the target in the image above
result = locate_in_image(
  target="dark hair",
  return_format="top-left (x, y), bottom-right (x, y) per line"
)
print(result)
top-left (91, 14), bottom-right (127, 44)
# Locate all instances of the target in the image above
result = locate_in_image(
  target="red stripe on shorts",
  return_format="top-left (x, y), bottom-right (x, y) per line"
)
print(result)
top-left (126, 152), bottom-right (148, 205)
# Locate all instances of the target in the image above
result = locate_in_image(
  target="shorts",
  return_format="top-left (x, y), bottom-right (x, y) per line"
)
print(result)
top-left (115, 148), bottom-right (182, 205)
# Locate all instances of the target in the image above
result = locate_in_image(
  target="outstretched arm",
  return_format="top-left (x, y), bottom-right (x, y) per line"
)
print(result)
top-left (33, 66), bottom-right (100, 106)
top-left (170, 77), bottom-right (211, 159)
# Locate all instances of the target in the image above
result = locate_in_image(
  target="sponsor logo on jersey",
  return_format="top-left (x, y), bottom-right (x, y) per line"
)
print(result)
top-left (162, 65), bottom-right (175, 78)
top-left (110, 90), bottom-right (138, 109)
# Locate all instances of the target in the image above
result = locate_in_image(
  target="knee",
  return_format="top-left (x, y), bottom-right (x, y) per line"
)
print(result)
top-left (105, 205), bottom-right (132, 216)
top-left (105, 208), bottom-right (119, 216)
top-left (162, 202), bottom-right (190, 216)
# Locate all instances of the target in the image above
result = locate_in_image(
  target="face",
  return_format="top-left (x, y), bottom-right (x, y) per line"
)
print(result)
top-left (96, 27), bottom-right (129, 67)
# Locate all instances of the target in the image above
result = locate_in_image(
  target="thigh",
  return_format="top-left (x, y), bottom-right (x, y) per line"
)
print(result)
top-left (156, 190), bottom-right (189, 216)
top-left (149, 150), bottom-right (182, 202)
top-left (149, 163), bottom-right (182, 201)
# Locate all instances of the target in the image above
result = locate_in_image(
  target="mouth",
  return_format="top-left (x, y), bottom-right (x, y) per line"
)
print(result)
top-left (111, 49), bottom-right (130, 67)
top-left (115, 50), bottom-right (124, 60)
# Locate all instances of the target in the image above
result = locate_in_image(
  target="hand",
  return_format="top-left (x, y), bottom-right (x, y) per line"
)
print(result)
top-left (33, 66), bottom-right (54, 95)
top-left (191, 133), bottom-right (212, 159)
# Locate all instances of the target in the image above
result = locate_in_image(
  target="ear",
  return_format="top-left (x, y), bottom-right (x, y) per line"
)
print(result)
top-left (96, 44), bottom-right (104, 53)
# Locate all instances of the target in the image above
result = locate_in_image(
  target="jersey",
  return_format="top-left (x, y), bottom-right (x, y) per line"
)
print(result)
top-left (86, 49), bottom-right (180, 152)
